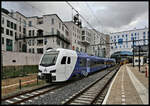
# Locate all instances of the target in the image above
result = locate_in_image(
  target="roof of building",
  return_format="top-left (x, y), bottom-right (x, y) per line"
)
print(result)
top-left (110, 27), bottom-right (149, 35)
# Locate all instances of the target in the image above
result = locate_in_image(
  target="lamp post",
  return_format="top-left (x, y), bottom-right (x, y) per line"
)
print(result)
top-left (133, 38), bottom-right (135, 67)
top-left (138, 45), bottom-right (141, 72)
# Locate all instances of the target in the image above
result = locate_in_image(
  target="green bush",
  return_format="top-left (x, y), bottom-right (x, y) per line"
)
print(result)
top-left (1, 65), bottom-right (38, 79)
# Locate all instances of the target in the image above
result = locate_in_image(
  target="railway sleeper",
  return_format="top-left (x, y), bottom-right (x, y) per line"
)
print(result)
top-left (79, 95), bottom-right (95, 99)
top-left (73, 99), bottom-right (91, 104)
top-left (76, 97), bottom-right (93, 101)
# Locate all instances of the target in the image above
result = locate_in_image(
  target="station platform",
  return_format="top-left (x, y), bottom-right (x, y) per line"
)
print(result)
top-left (103, 64), bottom-right (149, 104)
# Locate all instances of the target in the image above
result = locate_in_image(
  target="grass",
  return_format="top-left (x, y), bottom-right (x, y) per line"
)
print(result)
top-left (2, 65), bottom-right (38, 79)
top-left (2, 78), bottom-right (46, 97)
top-left (22, 80), bottom-right (46, 88)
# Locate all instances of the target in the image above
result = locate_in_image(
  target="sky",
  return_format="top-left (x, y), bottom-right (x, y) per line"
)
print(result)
top-left (2, 1), bottom-right (149, 34)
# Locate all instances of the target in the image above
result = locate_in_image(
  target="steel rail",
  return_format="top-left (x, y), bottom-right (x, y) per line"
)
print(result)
top-left (63, 65), bottom-right (120, 105)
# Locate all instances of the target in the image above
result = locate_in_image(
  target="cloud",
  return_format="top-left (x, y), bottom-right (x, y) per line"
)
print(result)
top-left (88, 2), bottom-right (148, 32)
top-left (2, 1), bottom-right (148, 33)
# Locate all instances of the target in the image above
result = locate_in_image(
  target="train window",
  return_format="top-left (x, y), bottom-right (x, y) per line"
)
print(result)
top-left (67, 57), bottom-right (71, 64)
top-left (80, 58), bottom-right (86, 67)
top-left (61, 56), bottom-right (67, 64)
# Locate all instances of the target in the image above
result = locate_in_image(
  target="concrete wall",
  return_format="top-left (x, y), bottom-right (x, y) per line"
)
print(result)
top-left (2, 51), bottom-right (42, 66)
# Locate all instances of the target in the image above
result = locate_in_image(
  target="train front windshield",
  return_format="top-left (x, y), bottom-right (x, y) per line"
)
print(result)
top-left (40, 51), bottom-right (59, 67)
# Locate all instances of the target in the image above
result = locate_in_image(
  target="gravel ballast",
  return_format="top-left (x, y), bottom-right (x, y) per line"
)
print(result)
top-left (25, 69), bottom-right (112, 104)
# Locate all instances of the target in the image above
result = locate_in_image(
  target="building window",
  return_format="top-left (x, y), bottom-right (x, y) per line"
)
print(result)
top-left (14, 24), bottom-right (17, 30)
top-left (15, 32), bottom-right (17, 37)
top-left (24, 20), bottom-right (26, 27)
top-left (82, 31), bottom-right (85, 35)
top-left (2, 37), bottom-right (4, 44)
top-left (10, 30), bottom-right (13, 36)
top-left (32, 40), bottom-right (34, 46)
top-left (19, 17), bottom-right (21, 23)
top-left (32, 48), bottom-right (34, 53)
top-left (19, 34), bottom-right (21, 38)
top-left (7, 20), bottom-right (10, 27)
top-left (32, 30), bottom-right (34, 36)
top-left (23, 28), bottom-right (26, 34)
top-left (29, 30), bottom-right (31, 36)
top-left (28, 40), bottom-right (31, 46)
top-left (62, 25), bottom-right (64, 31)
top-left (37, 48), bottom-right (43, 54)
top-left (65, 30), bottom-right (69, 36)
top-left (134, 37), bottom-right (136, 40)
top-left (122, 35), bottom-right (124, 37)
top-left (135, 33), bottom-right (136, 36)
top-left (52, 28), bottom-right (54, 34)
top-left (11, 22), bottom-right (13, 29)
top-left (19, 26), bottom-right (21, 32)
top-left (118, 35), bottom-right (119, 38)
top-left (6, 39), bottom-right (13, 51)
top-left (143, 32), bottom-right (146, 35)
top-left (111, 46), bottom-right (113, 49)
top-left (126, 34), bottom-right (128, 37)
top-left (57, 30), bottom-right (60, 35)
top-left (56, 38), bottom-right (60, 45)
top-left (52, 18), bottom-right (54, 24)
top-left (19, 42), bottom-right (21, 48)
top-left (131, 33), bottom-right (133, 36)
top-left (44, 38), bottom-right (47, 45)
top-left (2, 17), bottom-right (4, 24)
top-left (59, 23), bottom-right (61, 29)
top-left (29, 48), bottom-right (31, 53)
top-left (37, 39), bottom-right (43, 46)
top-left (2, 27), bottom-right (4, 34)
top-left (6, 29), bottom-right (9, 35)
top-left (29, 21), bottom-right (32, 27)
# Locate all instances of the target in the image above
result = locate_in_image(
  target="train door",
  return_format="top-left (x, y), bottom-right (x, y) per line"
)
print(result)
top-left (56, 56), bottom-right (67, 81)
top-left (87, 58), bottom-right (90, 73)
top-left (65, 55), bottom-right (72, 79)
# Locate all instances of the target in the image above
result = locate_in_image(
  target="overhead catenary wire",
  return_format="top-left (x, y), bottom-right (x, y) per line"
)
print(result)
top-left (66, 1), bottom-right (107, 46)
top-left (90, 39), bottom-right (149, 46)
top-left (86, 2), bottom-right (103, 34)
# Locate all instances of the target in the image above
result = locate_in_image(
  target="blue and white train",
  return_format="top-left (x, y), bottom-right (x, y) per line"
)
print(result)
top-left (38, 48), bottom-right (116, 82)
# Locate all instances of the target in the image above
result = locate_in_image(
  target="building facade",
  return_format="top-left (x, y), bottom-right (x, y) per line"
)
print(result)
top-left (1, 9), bottom-right (17, 52)
top-left (24, 14), bottom-right (70, 54)
top-left (64, 21), bottom-right (85, 52)
top-left (1, 8), bottom-right (71, 54)
top-left (1, 8), bottom-right (109, 57)
top-left (109, 28), bottom-right (149, 56)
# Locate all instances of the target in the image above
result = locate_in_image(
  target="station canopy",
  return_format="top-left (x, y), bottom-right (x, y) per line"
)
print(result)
top-left (111, 51), bottom-right (133, 57)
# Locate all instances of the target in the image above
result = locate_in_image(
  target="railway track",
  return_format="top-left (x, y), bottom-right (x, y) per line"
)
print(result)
top-left (62, 65), bottom-right (120, 105)
top-left (1, 65), bottom-right (119, 105)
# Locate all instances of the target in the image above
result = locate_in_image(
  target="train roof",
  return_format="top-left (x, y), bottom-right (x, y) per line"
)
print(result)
top-left (77, 52), bottom-right (108, 61)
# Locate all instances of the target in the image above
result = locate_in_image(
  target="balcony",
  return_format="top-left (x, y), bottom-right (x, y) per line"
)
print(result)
top-left (37, 39), bottom-right (43, 46)
top-left (81, 36), bottom-right (90, 45)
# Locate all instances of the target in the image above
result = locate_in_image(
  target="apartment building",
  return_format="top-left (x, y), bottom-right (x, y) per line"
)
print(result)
top-left (81, 27), bottom-right (92, 54)
top-left (24, 14), bottom-right (70, 54)
top-left (109, 27), bottom-right (149, 56)
top-left (1, 8), bottom-right (109, 56)
top-left (1, 8), bottom-right (17, 52)
top-left (88, 29), bottom-right (107, 57)
top-left (12, 11), bottom-right (28, 52)
top-left (64, 21), bottom-right (85, 52)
